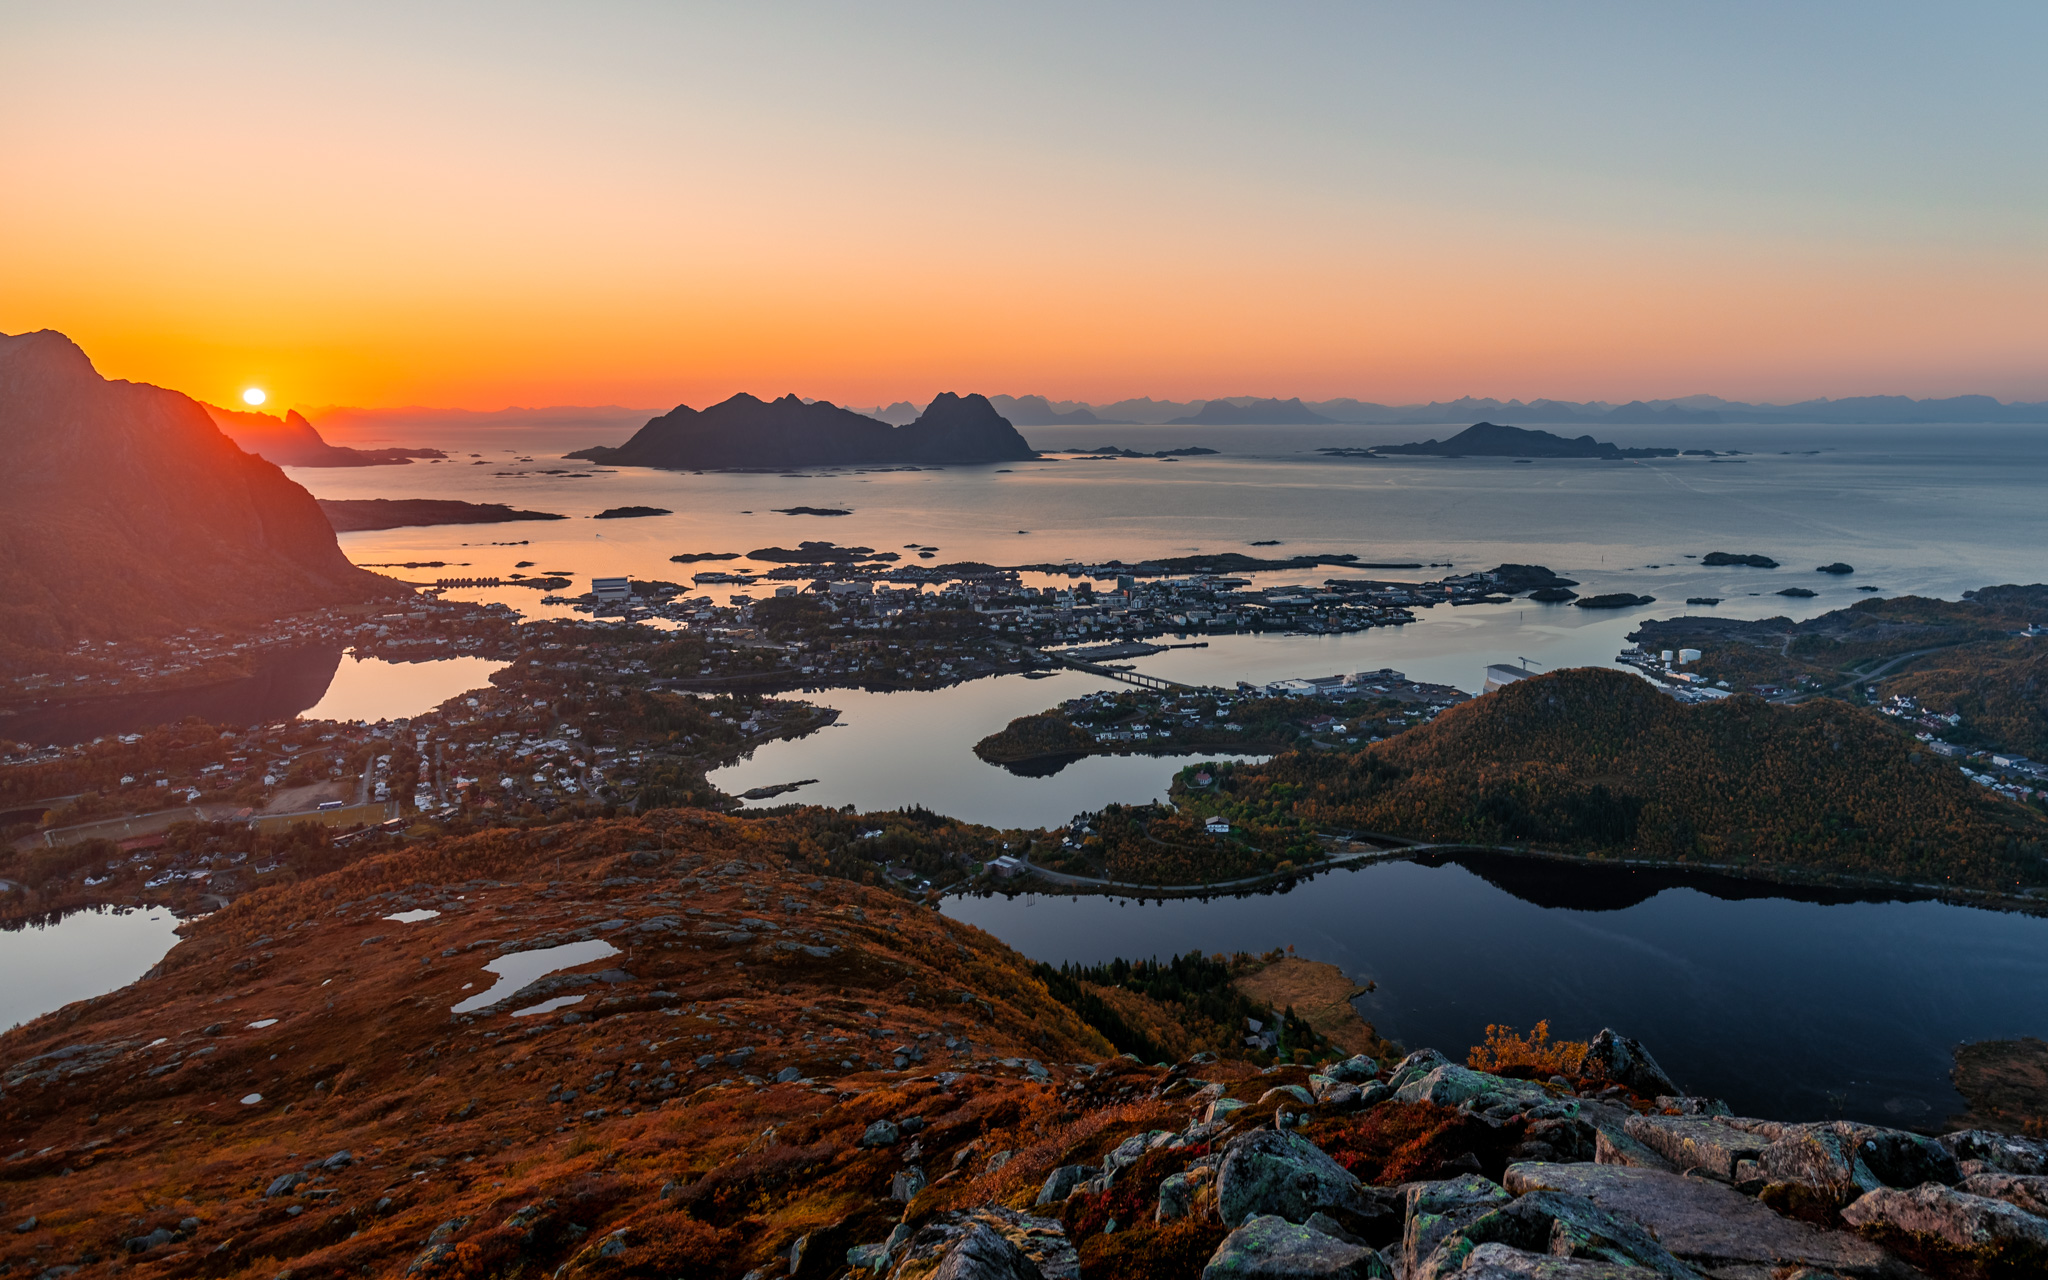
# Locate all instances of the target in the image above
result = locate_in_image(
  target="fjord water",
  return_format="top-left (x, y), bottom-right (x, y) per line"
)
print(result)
top-left (945, 856), bottom-right (2048, 1125)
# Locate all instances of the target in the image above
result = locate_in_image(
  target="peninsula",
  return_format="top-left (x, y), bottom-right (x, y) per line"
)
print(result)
top-left (316, 498), bottom-right (569, 532)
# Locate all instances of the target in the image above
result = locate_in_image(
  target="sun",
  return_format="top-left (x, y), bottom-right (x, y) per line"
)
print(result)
top-left (241, 387), bottom-right (267, 406)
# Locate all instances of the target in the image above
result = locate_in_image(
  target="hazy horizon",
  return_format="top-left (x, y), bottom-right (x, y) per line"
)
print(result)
top-left (6, 3), bottom-right (2045, 409)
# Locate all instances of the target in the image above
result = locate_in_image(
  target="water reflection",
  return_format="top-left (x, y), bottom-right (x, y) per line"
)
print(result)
top-left (0, 907), bottom-right (185, 1031)
top-left (944, 855), bottom-right (2048, 1123)
top-left (710, 670), bottom-right (1263, 828)
top-left (2, 650), bottom-right (508, 746)
top-left (301, 653), bottom-right (507, 723)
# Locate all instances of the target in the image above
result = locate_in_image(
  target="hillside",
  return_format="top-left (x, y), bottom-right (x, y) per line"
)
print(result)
top-left (1195, 667), bottom-right (2048, 892)
top-left (5, 811), bottom-right (2041, 1280)
top-left (201, 403), bottom-right (444, 467)
top-left (1630, 586), bottom-right (2048, 757)
top-left (565, 392), bottom-right (1034, 469)
top-left (0, 330), bottom-right (400, 660)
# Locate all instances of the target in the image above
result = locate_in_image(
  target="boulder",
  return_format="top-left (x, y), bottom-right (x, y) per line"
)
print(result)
top-left (1620, 1116), bottom-right (1764, 1182)
top-left (1651, 1097), bottom-right (1730, 1117)
top-left (1158, 1167), bottom-right (1216, 1222)
top-left (1386, 1048), bottom-right (1453, 1093)
top-left (1325, 1055), bottom-right (1379, 1084)
top-left (1208, 1097), bottom-right (1250, 1125)
top-left (125, 1227), bottom-right (176, 1253)
top-left (1579, 1031), bottom-right (1677, 1098)
top-left (1036, 1164), bottom-right (1098, 1206)
top-left (886, 1208), bottom-right (1075, 1280)
top-left (1452, 1243), bottom-right (1665, 1279)
top-left (1503, 1162), bottom-right (1896, 1278)
top-left (1592, 1129), bottom-right (1674, 1173)
top-left (1840, 1183), bottom-right (2048, 1260)
top-left (931, 1223), bottom-right (1047, 1280)
top-left (1511, 1117), bottom-right (1597, 1164)
top-left (1940, 1129), bottom-right (2048, 1177)
top-left (1751, 1121), bottom-right (1960, 1204)
top-left (1417, 1187), bottom-right (1687, 1277)
top-left (1961, 1171), bottom-right (2048, 1217)
top-left (1202, 1214), bottom-right (1391, 1279)
top-left (1393, 1064), bottom-right (1552, 1115)
top-left (1402, 1176), bottom-right (1512, 1278)
top-left (892, 1166), bottom-right (928, 1202)
top-left (860, 1119), bottom-right (900, 1147)
top-left (1217, 1130), bottom-right (1370, 1228)
top-left (1263, 1085), bottom-right (1317, 1108)
top-left (1411, 1191), bottom-right (1697, 1280)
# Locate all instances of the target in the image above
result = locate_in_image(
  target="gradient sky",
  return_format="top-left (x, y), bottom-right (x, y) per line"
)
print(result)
top-left (3, 2), bottom-right (2045, 411)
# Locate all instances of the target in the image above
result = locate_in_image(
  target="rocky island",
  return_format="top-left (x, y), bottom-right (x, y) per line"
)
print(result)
top-left (1365, 422), bottom-right (1684, 459)
top-left (565, 391), bottom-right (1036, 470)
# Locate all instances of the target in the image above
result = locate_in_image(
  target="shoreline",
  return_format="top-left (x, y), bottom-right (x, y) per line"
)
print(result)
top-left (975, 837), bottom-right (2048, 916)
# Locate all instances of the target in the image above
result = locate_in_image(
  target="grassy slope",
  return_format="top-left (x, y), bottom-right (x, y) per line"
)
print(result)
top-left (1208, 667), bottom-right (2048, 891)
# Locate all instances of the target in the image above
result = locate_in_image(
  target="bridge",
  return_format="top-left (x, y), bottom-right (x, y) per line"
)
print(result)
top-left (1039, 650), bottom-right (1192, 691)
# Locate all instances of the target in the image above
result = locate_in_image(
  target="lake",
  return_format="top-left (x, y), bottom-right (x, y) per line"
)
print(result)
top-left (710, 667), bottom-right (1265, 828)
top-left (943, 853), bottom-right (2048, 1125)
top-left (4, 651), bottom-right (508, 746)
top-left (0, 907), bottom-right (185, 1031)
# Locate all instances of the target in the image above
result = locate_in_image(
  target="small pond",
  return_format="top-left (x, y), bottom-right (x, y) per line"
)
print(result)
top-left (0, 906), bottom-right (186, 1031)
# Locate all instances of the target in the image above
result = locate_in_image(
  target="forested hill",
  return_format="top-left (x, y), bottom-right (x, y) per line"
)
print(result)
top-left (1203, 667), bottom-right (2048, 891)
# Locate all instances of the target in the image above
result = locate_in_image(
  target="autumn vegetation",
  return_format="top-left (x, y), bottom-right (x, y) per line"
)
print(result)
top-left (1188, 667), bottom-right (2048, 893)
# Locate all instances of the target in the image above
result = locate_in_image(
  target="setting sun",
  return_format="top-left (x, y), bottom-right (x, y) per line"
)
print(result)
top-left (241, 387), bottom-right (266, 406)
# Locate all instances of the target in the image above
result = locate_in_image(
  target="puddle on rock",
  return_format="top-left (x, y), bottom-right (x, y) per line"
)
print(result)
top-left (451, 939), bottom-right (620, 1014)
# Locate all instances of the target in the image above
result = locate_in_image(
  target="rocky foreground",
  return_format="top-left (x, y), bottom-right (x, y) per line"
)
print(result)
top-left (1, 813), bottom-right (2045, 1279)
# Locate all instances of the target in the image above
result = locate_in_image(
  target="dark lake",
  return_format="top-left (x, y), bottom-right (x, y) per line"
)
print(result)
top-left (944, 852), bottom-right (2048, 1126)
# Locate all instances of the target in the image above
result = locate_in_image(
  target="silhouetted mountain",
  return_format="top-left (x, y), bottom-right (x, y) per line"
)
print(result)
top-left (1373, 422), bottom-right (1679, 459)
top-left (564, 392), bottom-right (1035, 469)
top-left (0, 330), bottom-right (400, 657)
top-left (990, 394), bottom-right (1101, 426)
top-left (1168, 397), bottom-right (1333, 425)
top-left (202, 403), bottom-right (445, 467)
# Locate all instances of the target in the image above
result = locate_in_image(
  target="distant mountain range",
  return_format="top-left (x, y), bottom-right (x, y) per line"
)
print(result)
top-left (974, 392), bottom-right (2048, 425)
top-left (203, 402), bottom-right (445, 467)
top-left (0, 330), bottom-right (398, 658)
top-left (565, 392), bottom-right (1036, 469)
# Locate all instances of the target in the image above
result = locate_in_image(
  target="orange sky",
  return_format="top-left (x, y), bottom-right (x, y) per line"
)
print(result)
top-left (4, 5), bottom-right (2045, 411)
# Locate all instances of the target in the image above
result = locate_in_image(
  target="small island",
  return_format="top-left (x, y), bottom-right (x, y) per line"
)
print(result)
top-left (592, 505), bottom-right (671, 519)
top-left (1703, 551), bottom-right (1780, 568)
top-left (1574, 593), bottom-right (1656, 609)
top-left (1364, 422), bottom-right (1682, 460)
top-left (772, 506), bottom-right (852, 516)
top-left (316, 498), bottom-right (568, 532)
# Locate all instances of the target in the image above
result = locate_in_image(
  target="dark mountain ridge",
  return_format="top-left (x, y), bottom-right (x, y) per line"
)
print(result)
top-left (566, 391), bottom-right (1035, 469)
top-left (201, 403), bottom-right (444, 467)
top-left (0, 330), bottom-right (400, 658)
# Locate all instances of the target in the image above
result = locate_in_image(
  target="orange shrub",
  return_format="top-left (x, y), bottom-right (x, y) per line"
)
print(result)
top-left (1467, 1020), bottom-right (1587, 1076)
